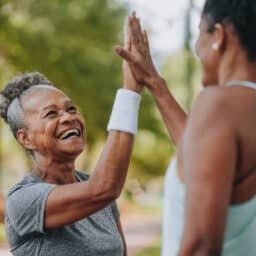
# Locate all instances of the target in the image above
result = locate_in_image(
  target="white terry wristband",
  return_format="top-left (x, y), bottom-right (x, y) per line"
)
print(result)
top-left (107, 88), bottom-right (141, 135)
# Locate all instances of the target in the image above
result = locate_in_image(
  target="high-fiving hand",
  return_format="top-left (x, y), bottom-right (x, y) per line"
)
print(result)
top-left (115, 11), bottom-right (161, 92)
top-left (122, 13), bottom-right (143, 93)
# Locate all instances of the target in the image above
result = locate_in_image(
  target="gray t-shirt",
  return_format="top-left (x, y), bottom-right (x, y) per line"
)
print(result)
top-left (5, 171), bottom-right (123, 256)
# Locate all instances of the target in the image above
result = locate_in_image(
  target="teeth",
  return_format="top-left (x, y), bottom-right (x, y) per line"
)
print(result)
top-left (60, 129), bottom-right (80, 140)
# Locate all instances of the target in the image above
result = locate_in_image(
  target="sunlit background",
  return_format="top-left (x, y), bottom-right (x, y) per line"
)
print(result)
top-left (0, 0), bottom-right (205, 255)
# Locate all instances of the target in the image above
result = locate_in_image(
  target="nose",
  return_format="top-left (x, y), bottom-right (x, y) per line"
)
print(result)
top-left (59, 111), bottom-right (76, 124)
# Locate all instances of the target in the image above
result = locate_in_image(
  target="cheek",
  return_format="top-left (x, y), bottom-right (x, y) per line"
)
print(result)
top-left (197, 44), bottom-right (219, 86)
top-left (196, 37), bottom-right (210, 66)
top-left (32, 121), bottom-right (57, 150)
top-left (77, 114), bottom-right (86, 136)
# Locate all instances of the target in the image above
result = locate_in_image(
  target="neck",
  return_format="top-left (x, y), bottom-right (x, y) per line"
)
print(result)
top-left (32, 154), bottom-right (77, 184)
top-left (218, 49), bottom-right (256, 86)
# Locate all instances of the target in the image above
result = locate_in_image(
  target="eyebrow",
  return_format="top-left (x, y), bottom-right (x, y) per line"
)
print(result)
top-left (41, 100), bottom-right (74, 111)
top-left (42, 104), bottom-right (57, 111)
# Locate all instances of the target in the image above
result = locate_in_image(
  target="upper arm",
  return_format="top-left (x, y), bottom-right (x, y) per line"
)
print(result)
top-left (6, 179), bottom-right (119, 234)
top-left (179, 90), bottom-right (238, 255)
top-left (45, 180), bottom-right (116, 229)
top-left (6, 183), bottom-right (56, 236)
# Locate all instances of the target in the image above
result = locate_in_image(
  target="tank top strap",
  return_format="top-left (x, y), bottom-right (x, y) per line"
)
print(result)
top-left (226, 80), bottom-right (256, 90)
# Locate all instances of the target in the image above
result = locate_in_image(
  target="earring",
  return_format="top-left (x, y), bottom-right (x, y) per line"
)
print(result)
top-left (212, 42), bottom-right (219, 50)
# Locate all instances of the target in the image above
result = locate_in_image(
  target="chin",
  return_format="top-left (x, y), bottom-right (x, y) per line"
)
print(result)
top-left (56, 140), bottom-right (85, 159)
top-left (66, 143), bottom-right (85, 155)
top-left (59, 147), bottom-right (84, 160)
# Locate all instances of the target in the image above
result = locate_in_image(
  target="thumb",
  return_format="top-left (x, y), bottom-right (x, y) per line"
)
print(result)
top-left (114, 46), bottom-right (133, 62)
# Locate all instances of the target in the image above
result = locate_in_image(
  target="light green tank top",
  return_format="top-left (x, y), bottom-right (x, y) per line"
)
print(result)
top-left (223, 80), bottom-right (256, 255)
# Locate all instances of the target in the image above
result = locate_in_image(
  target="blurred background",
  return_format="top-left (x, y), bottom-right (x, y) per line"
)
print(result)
top-left (0, 0), bottom-right (204, 255)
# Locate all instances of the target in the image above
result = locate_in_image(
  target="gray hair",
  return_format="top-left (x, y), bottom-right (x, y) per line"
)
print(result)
top-left (6, 97), bottom-right (25, 138)
top-left (0, 72), bottom-right (53, 141)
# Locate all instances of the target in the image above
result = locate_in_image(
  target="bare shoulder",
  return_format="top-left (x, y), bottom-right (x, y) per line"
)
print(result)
top-left (189, 86), bottom-right (235, 128)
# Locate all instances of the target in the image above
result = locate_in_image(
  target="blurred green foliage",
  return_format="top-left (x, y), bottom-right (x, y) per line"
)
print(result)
top-left (0, 0), bottom-right (126, 144)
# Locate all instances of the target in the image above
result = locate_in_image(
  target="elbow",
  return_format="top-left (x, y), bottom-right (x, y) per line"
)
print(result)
top-left (104, 183), bottom-right (121, 201)
top-left (90, 180), bottom-right (121, 203)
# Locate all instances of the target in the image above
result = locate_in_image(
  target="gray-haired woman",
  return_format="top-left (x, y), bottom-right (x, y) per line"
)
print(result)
top-left (0, 28), bottom-right (142, 255)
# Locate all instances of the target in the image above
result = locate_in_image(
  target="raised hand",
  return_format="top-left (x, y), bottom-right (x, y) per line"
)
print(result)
top-left (122, 15), bottom-right (143, 93)
top-left (115, 11), bottom-right (161, 92)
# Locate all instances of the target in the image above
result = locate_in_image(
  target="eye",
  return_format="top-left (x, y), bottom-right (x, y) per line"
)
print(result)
top-left (45, 110), bottom-right (58, 118)
top-left (67, 106), bottom-right (77, 113)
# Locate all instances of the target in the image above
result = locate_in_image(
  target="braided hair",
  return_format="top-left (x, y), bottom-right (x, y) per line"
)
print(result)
top-left (0, 72), bottom-right (53, 138)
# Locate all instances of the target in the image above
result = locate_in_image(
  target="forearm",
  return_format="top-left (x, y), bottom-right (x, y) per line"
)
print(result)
top-left (150, 77), bottom-right (187, 145)
top-left (90, 131), bottom-right (134, 199)
top-left (89, 88), bottom-right (140, 199)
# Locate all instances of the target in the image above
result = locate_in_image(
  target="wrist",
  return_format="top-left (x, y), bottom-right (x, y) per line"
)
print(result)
top-left (107, 89), bottom-right (141, 135)
top-left (148, 75), bottom-right (167, 96)
top-left (123, 84), bottom-right (143, 94)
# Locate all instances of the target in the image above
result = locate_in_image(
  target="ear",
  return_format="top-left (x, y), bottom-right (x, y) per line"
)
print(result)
top-left (16, 128), bottom-right (36, 151)
top-left (212, 23), bottom-right (226, 50)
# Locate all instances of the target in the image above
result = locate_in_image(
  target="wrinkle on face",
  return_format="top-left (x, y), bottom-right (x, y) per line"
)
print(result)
top-left (20, 86), bottom-right (86, 160)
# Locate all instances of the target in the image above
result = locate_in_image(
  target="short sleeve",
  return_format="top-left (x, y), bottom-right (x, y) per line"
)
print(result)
top-left (111, 201), bottom-right (120, 222)
top-left (6, 183), bottom-right (56, 236)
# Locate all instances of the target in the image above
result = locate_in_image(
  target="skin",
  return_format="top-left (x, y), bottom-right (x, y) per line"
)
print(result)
top-left (13, 19), bottom-right (140, 256)
top-left (116, 12), bottom-right (256, 255)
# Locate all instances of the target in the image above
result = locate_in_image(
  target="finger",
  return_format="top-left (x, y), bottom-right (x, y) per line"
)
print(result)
top-left (143, 30), bottom-right (149, 48)
top-left (136, 17), bottom-right (143, 35)
top-left (130, 16), bottom-right (142, 45)
top-left (130, 11), bottom-right (142, 37)
top-left (128, 15), bottom-right (138, 45)
top-left (114, 46), bottom-right (134, 63)
top-left (124, 17), bottom-right (131, 50)
top-left (136, 18), bottom-right (145, 43)
top-left (126, 15), bottom-right (134, 44)
top-left (130, 14), bottom-right (144, 45)
top-left (128, 39), bottom-right (132, 51)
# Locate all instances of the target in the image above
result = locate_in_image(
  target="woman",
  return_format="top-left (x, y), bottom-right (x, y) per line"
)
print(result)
top-left (0, 21), bottom-right (143, 255)
top-left (117, 2), bottom-right (256, 255)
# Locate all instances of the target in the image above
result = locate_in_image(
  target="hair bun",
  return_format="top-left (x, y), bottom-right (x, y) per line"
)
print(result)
top-left (0, 72), bottom-right (53, 123)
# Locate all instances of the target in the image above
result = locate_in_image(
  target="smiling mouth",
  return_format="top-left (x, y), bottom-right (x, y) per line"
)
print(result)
top-left (59, 129), bottom-right (81, 140)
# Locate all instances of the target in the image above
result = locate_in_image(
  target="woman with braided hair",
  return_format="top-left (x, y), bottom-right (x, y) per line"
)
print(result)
top-left (1, 20), bottom-right (142, 255)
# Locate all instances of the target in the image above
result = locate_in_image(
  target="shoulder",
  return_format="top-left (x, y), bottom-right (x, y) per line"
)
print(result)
top-left (189, 86), bottom-right (235, 127)
top-left (6, 174), bottom-right (55, 210)
top-left (193, 86), bottom-right (232, 111)
top-left (7, 174), bottom-right (41, 197)
top-left (182, 86), bottom-right (239, 145)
